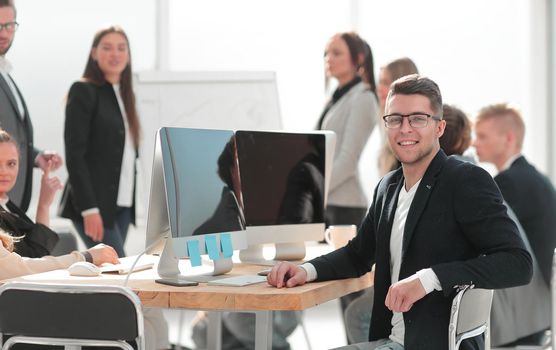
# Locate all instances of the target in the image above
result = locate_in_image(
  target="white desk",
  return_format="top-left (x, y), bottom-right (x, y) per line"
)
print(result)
top-left (4, 257), bottom-right (372, 350)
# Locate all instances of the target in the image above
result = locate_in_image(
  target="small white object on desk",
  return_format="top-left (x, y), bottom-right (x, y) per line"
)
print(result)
top-left (100, 255), bottom-right (156, 274)
top-left (67, 261), bottom-right (101, 277)
top-left (207, 275), bottom-right (267, 287)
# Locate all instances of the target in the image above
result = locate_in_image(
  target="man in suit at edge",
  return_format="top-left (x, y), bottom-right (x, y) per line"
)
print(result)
top-left (0, 0), bottom-right (63, 212)
top-left (267, 74), bottom-right (532, 350)
top-left (474, 103), bottom-right (556, 344)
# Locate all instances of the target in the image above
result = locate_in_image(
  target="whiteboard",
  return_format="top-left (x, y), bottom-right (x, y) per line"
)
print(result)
top-left (134, 71), bottom-right (282, 221)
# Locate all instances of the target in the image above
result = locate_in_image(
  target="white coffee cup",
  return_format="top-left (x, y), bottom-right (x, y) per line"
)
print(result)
top-left (324, 225), bottom-right (357, 249)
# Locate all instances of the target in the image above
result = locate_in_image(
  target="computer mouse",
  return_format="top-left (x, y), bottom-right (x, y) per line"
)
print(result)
top-left (67, 261), bottom-right (101, 277)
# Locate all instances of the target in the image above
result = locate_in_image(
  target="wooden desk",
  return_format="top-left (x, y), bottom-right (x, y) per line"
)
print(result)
top-left (3, 262), bottom-right (373, 350)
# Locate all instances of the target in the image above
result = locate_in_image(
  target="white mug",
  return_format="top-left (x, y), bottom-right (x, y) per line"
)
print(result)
top-left (324, 225), bottom-right (357, 249)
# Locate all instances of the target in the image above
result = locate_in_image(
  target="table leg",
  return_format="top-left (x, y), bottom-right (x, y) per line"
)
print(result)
top-left (207, 311), bottom-right (222, 350)
top-left (254, 310), bottom-right (273, 350)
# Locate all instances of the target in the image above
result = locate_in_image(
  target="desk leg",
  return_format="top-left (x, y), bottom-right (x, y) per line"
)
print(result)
top-left (254, 310), bottom-right (272, 350)
top-left (207, 311), bottom-right (222, 350)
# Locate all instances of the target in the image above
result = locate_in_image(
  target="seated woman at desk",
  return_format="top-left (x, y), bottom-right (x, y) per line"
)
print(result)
top-left (0, 129), bottom-right (63, 258)
top-left (0, 129), bottom-right (168, 350)
top-left (0, 128), bottom-right (120, 278)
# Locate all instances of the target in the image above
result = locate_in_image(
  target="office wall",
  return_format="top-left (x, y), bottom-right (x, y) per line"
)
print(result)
top-left (6, 0), bottom-right (549, 215)
top-left (9, 0), bottom-right (155, 215)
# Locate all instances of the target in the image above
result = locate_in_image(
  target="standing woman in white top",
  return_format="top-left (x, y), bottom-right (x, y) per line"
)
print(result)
top-left (317, 32), bottom-right (378, 231)
top-left (60, 26), bottom-right (140, 257)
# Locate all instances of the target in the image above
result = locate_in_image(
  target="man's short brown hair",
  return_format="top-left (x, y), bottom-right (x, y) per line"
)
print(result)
top-left (476, 103), bottom-right (525, 150)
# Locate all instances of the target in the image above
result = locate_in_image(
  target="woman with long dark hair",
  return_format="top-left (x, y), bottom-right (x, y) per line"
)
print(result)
top-left (318, 31), bottom-right (378, 239)
top-left (60, 26), bottom-right (140, 257)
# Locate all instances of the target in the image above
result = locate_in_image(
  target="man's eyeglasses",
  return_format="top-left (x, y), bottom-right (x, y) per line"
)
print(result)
top-left (0, 22), bottom-right (19, 33)
top-left (382, 113), bottom-right (441, 129)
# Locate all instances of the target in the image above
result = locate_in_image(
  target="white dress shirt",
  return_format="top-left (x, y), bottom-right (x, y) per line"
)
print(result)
top-left (113, 84), bottom-right (135, 208)
top-left (300, 178), bottom-right (442, 345)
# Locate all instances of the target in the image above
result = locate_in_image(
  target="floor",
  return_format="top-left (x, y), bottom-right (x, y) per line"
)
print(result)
top-left (163, 300), bottom-right (347, 350)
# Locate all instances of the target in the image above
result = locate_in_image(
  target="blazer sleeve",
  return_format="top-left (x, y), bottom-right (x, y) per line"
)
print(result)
top-left (432, 165), bottom-right (533, 295)
top-left (13, 223), bottom-right (59, 258)
top-left (31, 147), bottom-right (41, 167)
top-left (1, 204), bottom-right (59, 258)
top-left (0, 244), bottom-right (83, 281)
top-left (310, 178), bottom-right (381, 281)
top-left (64, 82), bottom-right (98, 212)
top-left (328, 91), bottom-right (378, 192)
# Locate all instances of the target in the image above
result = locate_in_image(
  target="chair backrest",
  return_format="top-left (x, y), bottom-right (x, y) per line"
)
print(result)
top-left (449, 285), bottom-right (494, 350)
top-left (0, 282), bottom-right (145, 350)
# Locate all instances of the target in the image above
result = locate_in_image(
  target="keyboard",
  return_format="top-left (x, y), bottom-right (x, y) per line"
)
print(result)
top-left (207, 275), bottom-right (267, 287)
top-left (100, 255), bottom-right (157, 275)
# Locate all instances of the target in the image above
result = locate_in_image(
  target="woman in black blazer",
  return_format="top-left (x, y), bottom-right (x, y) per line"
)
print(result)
top-left (60, 26), bottom-right (141, 257)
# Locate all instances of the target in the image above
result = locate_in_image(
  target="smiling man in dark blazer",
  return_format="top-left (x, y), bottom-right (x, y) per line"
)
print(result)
top-left (0, 0), bottom-right (62, 213)
top-left (268, 75), bottom-right (532, 350)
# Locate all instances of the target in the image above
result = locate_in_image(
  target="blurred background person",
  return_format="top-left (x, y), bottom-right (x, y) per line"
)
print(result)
top-left (376, 57), bottom-right (419, 176)
top-left (0, 0), bottom-right (63, 213)
top-left (474, 103), bottom-right (555, 346)
top-left (317, 31), bottom-right (377, 240)
top-left (316, 31), bottom-right (378, 343)
top-left (59, 26), bottom-right (140, 257)
top-left (439, 104), bottom-right (474, 162)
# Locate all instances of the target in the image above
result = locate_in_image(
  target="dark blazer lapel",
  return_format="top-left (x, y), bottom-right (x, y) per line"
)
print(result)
top-left (0, 74), bottom-right (20, 117)
top-left (9, 75), bottom-right (30, 125)
top-left (402, 150), bottom-right (447, 257)
top-left (380, 174), bottom-right (404, 243)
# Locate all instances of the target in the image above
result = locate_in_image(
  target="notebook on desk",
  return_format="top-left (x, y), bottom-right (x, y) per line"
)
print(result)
top-left (100, 255), bottom-right (157, 275)
top-left (207, 275), bottom-right (267, 287)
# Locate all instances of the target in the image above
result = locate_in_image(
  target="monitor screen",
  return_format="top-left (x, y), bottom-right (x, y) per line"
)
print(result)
top-left (235, 131), bottom-right (325, 226)
top-left (160, 127), bottom-right (245, 238)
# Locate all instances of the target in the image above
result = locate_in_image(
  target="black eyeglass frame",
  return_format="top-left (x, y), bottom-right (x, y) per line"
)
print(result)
top-left (0, 21), bottom-right (19, 32)
top-left (382, 112), bottom-right (442, 129)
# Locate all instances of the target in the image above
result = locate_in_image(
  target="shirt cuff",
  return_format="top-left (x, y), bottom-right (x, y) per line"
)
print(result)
top-left (81, 208), bottom-right (100, 217)
top-left (80, 251), bottom-right (93, 263)
top-left (416, 268), bottom-right (442, 294)
top-left (299, 263), bottom-right (317, 282)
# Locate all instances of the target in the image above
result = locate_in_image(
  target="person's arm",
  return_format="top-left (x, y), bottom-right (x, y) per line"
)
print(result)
top-left (0, 242), bottom-right (82, 280)
top-left (35, 160), bottom-right (63, 227)
top-left (64, 82), bottom-right (104, 241)
top-left (432, 164), bottom-right (533, 295)
top-left (328, 91), bottom-right (378, 192)
top-left (0, 243), bottom-right (119, 281)
top-left (309, 176), bottom-right (384, 281)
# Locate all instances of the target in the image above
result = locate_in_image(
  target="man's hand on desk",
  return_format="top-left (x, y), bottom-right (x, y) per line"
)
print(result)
top-left (88, 244), bottom-right (119, 265)
top-left (267, 261), bottom-right (307, 288)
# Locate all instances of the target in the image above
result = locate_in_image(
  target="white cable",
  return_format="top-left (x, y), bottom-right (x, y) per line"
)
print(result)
top-left (123, 236), bottom-right (165, 287)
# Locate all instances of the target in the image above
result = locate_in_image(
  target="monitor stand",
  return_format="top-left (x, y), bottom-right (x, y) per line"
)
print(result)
top-left (239, 242), bottom-right (306, 266)
top-left (157, 237), bottom-right (233, 282)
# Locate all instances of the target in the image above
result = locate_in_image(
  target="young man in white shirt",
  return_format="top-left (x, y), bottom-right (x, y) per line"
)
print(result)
top-left (268, 75), bottom-right (532, 350)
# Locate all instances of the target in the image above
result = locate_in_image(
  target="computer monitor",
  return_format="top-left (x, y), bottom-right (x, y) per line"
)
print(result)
top-left (235, 130), bottom-right (336, 263)
top-left (145, 127), bottom-right (248, 281)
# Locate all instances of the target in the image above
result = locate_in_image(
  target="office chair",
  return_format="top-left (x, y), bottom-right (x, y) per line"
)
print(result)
top-left (0, 282), bottom-right (145, 350)
top-left (449, 285), bottom-right (494, 350)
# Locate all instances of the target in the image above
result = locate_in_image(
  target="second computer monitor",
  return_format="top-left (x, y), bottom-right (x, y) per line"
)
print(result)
top-left (235, 130), bottom-right (335, 261)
